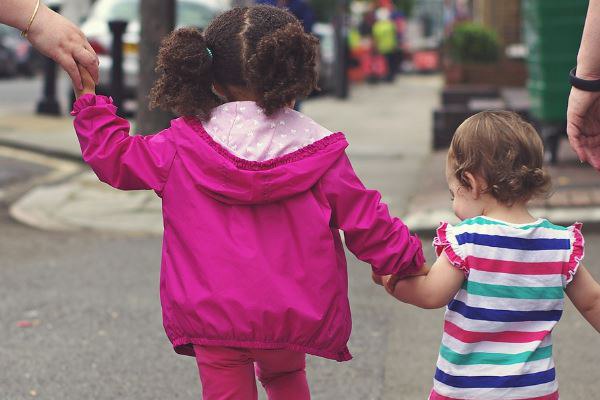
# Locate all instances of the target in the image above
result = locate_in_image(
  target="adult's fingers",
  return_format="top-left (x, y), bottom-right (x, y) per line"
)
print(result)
top-left (83, 41), bottom-right (100, 83)
top-left (60, 55), bottom-right (83, 91)
top-left (583, 147), bottom-right (600, 170)
top-left (74, 46), bottom-right (99, 84)
top-left (580, 134), bottom-right (600, 148)
top-left (567, 133), bottom-right (588, 163)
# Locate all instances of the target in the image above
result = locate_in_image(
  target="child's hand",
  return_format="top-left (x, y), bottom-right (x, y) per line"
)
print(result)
top-left (372, 272), bottom-right (387, 286)
top-left (379, 265), bottom-right (430, 294)
top-left (74, 63), bottom-right (96, 99)
top-left (410, 264), bottom-right (431, 277)
top-left (371, 273), bottom-right (399, 295)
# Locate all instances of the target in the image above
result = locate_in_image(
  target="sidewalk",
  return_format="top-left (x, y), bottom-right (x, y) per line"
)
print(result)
top-left (1, 75), bottom-right (440, 235)
top-left (403, 143), bottom-right (600, 232)
top-left (2, 75), bottom-right (599, 235)
top-left (0, 114), bottom-right (82, 161)
top-left (0, 112), bottom-right (165, 235)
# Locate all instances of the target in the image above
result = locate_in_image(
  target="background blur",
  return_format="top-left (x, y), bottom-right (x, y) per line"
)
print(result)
top-left (1, 0), bottom-right (599, 399)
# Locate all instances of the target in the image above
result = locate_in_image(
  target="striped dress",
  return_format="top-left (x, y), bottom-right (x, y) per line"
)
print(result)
top-left (430, 216), bottom-right (584, 400)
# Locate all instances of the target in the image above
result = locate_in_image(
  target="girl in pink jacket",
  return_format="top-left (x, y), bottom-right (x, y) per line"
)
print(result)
top-left (71, 6), bottom-right (425, 400)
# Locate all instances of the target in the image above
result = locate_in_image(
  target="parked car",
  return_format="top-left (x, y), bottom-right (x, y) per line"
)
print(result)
top-left (80, 0), bottom-right (228, 100)
top-left (0, 25), bottom-right (44, 77)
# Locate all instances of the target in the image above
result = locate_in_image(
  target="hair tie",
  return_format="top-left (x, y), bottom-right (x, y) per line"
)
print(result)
top-left (207, 47), bottom-right (213, 60)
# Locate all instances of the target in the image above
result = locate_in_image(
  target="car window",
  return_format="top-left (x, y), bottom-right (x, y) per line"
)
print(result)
top-left (177, 2), bottom-right (217, 28)
top-left (91, 0), bottom-right (218, 27)
top-left (93, 0), bottom-right (139, 22)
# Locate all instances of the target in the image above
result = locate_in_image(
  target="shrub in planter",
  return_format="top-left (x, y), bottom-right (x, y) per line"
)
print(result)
top-left (448, 22), bottom-right (500, 64)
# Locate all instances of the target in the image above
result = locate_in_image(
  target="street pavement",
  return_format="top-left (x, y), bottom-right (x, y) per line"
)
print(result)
top-left (1, 75), bottom-right (599, 399)
top-left (404, 144), bottom-right (600, 233)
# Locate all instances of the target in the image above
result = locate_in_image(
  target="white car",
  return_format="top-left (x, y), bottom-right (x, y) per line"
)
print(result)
top-left (312, 22), bottom-right (335, 94)
top-left (81, 0), bottom-right (228, 100)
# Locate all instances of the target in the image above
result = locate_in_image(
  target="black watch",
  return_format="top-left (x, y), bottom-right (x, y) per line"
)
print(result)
top-left (569, 67), bottom-right (600, 92)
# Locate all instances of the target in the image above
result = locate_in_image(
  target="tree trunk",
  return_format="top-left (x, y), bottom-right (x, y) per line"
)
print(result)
top-left (136, 0), bottom-right (175, 135)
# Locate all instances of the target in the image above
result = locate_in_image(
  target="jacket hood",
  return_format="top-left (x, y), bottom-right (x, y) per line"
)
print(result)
top-left (173, 117), bottom-right (349, 205)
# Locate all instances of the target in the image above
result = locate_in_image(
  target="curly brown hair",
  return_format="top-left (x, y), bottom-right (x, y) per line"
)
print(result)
top-left (448, 111), bottom-right (552, 206)
top-left (149, 5), bottom-right (319, 119)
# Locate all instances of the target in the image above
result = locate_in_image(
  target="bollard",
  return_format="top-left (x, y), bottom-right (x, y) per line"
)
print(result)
top-left (108, 20), bottom-right (128, 114)
top-left (333, 0), bottom-right (350, 99)
top-left (36, 5), bottom-right (61, 115)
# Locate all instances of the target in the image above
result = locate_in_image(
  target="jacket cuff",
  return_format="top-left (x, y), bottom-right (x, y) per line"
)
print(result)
top-left (409, 234), bottom-right (426, 270)
top-left (402, 234), bottom-right (426, 275)
top-left (393, 234), bottom-right (426, 277)
top-left (71, 94), bottom-right (114, 116)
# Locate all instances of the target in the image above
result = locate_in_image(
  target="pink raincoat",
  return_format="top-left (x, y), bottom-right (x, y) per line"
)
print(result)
top-left (72, 94), bottom-right (425, 361)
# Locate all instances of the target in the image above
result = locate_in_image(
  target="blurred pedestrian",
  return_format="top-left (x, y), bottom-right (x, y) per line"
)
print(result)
top-left (372, 7), bottom-right (398, 82)
top-left (71, 6), bottom-right (426, 399)
top-left (567, 0), bottom-right (600, 170)
top-left (0, 0), bottom-right (98, 89)
top-left (256, 0), bottom-right (315, 33)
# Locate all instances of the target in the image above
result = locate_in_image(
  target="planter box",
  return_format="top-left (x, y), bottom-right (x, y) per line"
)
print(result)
top-left (442, 85), bottom-right (499, 106)
top-left (443, 60), bottom-right (527, 87)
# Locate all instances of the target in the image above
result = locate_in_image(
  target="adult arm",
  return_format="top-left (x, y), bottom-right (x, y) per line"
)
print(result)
top-left (567, 0), bottom-right (600, 169)
top-left (0, 0), bottom-right (98, 89)
top-left (576, 0), bottom-right (600, 79)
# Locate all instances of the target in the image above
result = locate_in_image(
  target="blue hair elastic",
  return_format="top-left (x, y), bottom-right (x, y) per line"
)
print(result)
top-left (207, 47), bottom-right (213, 59)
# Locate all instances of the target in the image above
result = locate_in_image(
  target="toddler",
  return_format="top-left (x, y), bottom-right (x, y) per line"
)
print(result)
top-left (378, 111), bottom-right (600, 400)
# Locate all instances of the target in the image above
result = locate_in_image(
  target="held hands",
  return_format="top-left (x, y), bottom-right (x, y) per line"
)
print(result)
top-left (74, 64), bottom-right (96, 99)
top-left (27, 4), bottom-right (99, 91)
top-left (371, 273), bottom-right (397, 295)
top-left (372, 264), bottom-right (430, 295)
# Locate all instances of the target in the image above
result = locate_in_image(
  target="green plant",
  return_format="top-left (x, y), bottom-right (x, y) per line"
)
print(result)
top-left (448, 22), bottom-right (500, 64)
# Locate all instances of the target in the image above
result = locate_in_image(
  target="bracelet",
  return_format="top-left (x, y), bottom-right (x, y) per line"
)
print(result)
top-left (569, 67), bottom-right (600, 92)
top-left (21, 0), bottom-right (41, 38)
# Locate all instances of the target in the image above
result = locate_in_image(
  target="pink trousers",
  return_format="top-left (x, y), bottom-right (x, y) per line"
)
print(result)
top-left (194, 345), bottom-right (311, 400)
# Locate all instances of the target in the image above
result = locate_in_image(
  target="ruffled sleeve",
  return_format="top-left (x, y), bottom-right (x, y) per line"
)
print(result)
top-left (563, 222), bottom-right (585, 286)
top-left (433, 222), bottom-right (470, 276)
top-left (70, 93), bottom-right (115, 116)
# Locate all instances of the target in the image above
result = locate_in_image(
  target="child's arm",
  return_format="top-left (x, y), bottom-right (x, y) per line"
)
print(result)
top-left (385, 252), bottom-right (465, 309)
top-left (71, 65), bottom-right (177, 192)
top-left (565, 265), bottom-right (600, 333)
top-left (320, 153), bottom-right (425, 278)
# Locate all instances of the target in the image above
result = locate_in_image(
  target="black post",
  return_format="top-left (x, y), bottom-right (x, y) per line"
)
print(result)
top-left (137, 0), bottom-right (176, 135)
top-left (333, 0), bottom-right (350, 99)
top-left (36, 5), bottom-right (61, 115)
top-left (108, 20), bottom-right (128, 114)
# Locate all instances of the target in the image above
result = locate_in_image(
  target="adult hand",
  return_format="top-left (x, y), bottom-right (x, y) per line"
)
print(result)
top-left (566, 87), bottom-right (600, 170)
top-left (26, 4), bottom-right (99, 90)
